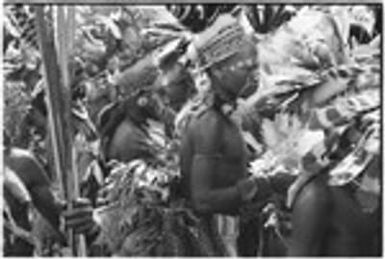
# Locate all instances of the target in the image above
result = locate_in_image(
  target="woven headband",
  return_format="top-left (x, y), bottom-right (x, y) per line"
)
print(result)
top-left (193, 14), bottom-right (248, 69)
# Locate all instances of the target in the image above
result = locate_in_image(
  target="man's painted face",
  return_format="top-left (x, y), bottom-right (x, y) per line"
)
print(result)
top-left (210, 40), bottom-right (258, 101)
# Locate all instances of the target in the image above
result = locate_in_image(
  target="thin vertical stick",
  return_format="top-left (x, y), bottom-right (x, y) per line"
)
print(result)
top-left (54, 6), bottom-right (77, 255)
top-left (56, 5), bottom-right (87, 256)
top-left (35, 5), bottom-right (81, 256)
top-left (35, 5), bottom-right (68, 202)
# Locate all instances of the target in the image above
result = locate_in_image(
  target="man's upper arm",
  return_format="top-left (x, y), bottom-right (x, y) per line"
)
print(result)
top-left (19, 155), bottom-right (62, 230)
top-left (289, 181), bottom-right (331, 256)
top-left (7, 152), bottom-right (63, 234)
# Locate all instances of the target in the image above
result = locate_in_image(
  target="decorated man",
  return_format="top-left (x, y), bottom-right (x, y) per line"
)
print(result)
top-left (178, 14), bottom-right (261, 256)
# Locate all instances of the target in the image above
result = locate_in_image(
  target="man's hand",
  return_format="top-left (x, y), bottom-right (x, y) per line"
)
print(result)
top-left (236, 176), bottom-right (259, 202)
top-left (61, 198), bottom-right (99, 236)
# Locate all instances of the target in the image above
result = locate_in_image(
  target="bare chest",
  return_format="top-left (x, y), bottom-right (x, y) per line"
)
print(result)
top-left (212, 121), bottom-right (248, 186)
top-left (221, 122), bottom-right (247, 161)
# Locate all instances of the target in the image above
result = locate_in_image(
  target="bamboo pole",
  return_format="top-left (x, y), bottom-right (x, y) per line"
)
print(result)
top-left (35, 5), bottom-right (84, 256)
top-left (35, 5), bottom-right (68, 201)
top-left (55, 6), bottom-right (87, 256)
top-left (54, 6), bottom-right (77, 256)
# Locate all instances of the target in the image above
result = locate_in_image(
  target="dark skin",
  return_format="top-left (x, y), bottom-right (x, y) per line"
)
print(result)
top-left (106, 119), bottom-right (154, 163)
top-left (290, 168), bottom-right (381, 256)
top-left (180, 35), bottom-right (259, 216)
top-left (180, 102), bottom-right (296, 257)
top-left (177, 30), bottom-right (266, 257)
top-left (102, 91), bottom-right (167, 163)
top-left (289, 173), bottom-right (331, 256)
top-left (4, 147), bottom-right (65, 256)
top-left (289, 125), bottom-right (381, 258)
top-left (289, 122), bottom-right (382, 256)
top-left (181, 106), bottom-right (249, 215)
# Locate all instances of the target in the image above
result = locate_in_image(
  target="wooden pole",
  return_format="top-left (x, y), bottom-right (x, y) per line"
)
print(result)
top-left (35, 5), bottom-right (86, 256)
top-left (55, 5), bottom-right (87, 256)
top-left (54, 6), bottom-right (77, 256)
top-left (59, 6), bottom-right (88, 256)
top-left (35, 5), bottom-right (69, 201)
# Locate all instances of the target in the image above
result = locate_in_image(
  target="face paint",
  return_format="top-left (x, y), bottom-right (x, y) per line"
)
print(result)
top-left (226, 57), bottom-right (258, 72)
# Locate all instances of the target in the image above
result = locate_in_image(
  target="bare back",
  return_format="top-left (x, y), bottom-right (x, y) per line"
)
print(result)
top-left (106, 119), bottom-right (153, 162)
top-left (289, 171), bottom-right (381, 256)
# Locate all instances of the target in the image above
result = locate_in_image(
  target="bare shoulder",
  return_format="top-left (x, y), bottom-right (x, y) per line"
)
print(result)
top-left (189, 108), bottom-right (225, 137)
top-left (7, 147), bottom-right (49, 186)
top-left (294, 176), bottom-right (332, 212)
top-left (188, 108), bottom-right (226, 152)
top-left (7, 148), bottom-right (39, 168)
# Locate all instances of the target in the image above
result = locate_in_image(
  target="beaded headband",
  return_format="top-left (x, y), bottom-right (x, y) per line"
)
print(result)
top-left (192, 14), bottom-right (250, 70)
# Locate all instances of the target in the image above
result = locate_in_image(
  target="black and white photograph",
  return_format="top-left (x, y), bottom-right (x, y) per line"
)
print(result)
top-left (1, 2), bottom-right (383, 257)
